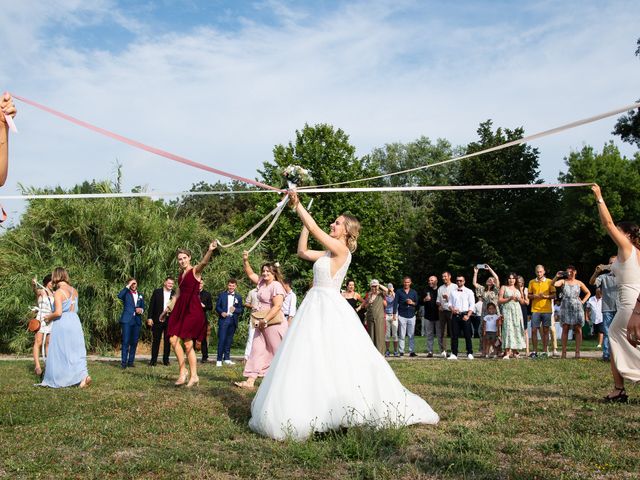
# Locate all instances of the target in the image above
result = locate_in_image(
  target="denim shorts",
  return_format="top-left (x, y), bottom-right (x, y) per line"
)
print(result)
top-left (531, 312), bottom-right (552, 328)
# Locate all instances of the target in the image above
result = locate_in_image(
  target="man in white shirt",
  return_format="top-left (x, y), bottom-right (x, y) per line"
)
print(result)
top-left (586, 288), bottom-right (604, 348)
top-left (436, 271), bottom-right (456, 358)
top-left (147, 277), bottom-right (175, 366)
top-left (244, 287), bottom-right (259, 360)
top-left (448, 274), bottom-right (476, 360)
top-left (282, 278), bottom-right (298, 323)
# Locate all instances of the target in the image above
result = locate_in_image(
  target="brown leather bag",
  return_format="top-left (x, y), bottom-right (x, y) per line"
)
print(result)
top-left (251, 309), bottom-right (285, 328)
top-left (27, 311), bottom-right (41, 333)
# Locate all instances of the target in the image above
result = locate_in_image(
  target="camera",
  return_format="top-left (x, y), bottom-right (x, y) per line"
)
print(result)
top-left (557, 271), bottom-right (569, 279)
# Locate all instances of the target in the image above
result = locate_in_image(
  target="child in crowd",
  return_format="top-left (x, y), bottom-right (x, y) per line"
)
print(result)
top-left (482, 302), bottom-right (501, 358)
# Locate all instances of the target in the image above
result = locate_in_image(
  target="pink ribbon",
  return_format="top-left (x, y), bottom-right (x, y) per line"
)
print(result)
top-left (10, 94), bottom-right (281, 192)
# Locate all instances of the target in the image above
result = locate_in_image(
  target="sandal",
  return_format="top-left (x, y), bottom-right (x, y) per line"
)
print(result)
top-left (603, 386), bottom-right (628, 403)
top-left (233, 380), bottom-right (255, 390)
top-left (79, 376), bottom-right (92, 389)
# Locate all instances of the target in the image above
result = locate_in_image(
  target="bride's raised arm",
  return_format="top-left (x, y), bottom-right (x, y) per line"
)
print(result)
top-left (289, 190), bottom-right (349, 260)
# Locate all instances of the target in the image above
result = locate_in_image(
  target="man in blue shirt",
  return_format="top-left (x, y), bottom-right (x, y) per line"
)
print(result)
top-left (394, 276), bottom-right (419, 357)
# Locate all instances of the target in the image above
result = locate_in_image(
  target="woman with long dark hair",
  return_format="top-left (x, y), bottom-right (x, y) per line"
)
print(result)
top-left (592, 184), bottom-right (640, 402)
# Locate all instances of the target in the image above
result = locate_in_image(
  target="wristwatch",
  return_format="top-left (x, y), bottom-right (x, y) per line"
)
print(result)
top-left (597, 198), bottom-right (604, 204)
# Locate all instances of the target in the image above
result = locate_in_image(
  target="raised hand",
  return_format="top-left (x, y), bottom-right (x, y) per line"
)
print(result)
top-left (0, 93), bottom-right (16, 122)
top-left (288, 189), bottom-right (299, 208)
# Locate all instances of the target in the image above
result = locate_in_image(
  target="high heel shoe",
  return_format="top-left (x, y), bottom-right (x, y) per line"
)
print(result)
top-left (174, 371), bottom-right (188, 387)
top-left (186, 376), bottom-right (199, 388)
top-left (603, 386), bottom-right (628, 403)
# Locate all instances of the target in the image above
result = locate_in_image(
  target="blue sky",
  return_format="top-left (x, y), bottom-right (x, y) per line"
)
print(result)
top-left (0, 0), bottom-right (639, 223)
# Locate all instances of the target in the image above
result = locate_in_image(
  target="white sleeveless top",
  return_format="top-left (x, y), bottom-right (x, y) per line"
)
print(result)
top-left (312, 251), bottom-right (351, 290)
top-left (611, 247), bottom-right (640, 311)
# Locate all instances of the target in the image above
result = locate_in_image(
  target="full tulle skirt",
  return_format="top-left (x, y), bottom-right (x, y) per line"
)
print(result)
top-left (248, 286), bottom-right (439, 440)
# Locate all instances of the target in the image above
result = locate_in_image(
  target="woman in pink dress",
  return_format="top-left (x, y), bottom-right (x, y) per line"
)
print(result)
top-left (164, 241), bottom-right (217, 387)
top-left (234, 251), bottom-right (288, 389)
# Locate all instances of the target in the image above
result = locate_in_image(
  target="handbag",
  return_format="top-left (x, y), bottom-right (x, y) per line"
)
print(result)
top-left (251, 309), bottom-right (285, 328)
top-left (27, 311), bottom-right (41, 333)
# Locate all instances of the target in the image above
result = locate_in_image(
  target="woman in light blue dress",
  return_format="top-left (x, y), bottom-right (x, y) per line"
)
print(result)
top-left (40, 267), bottom-right (91, 388)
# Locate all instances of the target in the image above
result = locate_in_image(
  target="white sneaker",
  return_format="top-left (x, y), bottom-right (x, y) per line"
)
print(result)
top-left (223, 360), bottom-right (235, 365)
top-left (467, 354), bottom-right (474, 360)
top-left (441, 351), bottom-right (448, 358)
top-left (216, 361), bottom-right (222, 367)
top-left (447, 354), bottom-right (458, 360)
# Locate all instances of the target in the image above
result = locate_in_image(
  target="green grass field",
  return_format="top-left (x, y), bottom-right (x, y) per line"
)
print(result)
top-left (1, 347), bottom-right (639, 480)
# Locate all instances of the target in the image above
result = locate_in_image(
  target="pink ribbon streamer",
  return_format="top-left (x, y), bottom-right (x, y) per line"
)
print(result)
top-left (10, 94), bottom-right (281, 192)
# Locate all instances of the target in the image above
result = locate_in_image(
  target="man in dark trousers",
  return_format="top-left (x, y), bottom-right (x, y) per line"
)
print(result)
top-left (215, 278), bottom-right (243, 367)
top-left (118, 278), bottom-right (145, 369)
top-left (199, 280), bottom-right (214, 363)
top-left (147, 277), bottom-right (175, 366)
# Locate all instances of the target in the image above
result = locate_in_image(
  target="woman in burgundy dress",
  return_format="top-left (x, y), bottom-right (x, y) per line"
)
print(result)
top-left (163, 241), bottom-right (217, 387)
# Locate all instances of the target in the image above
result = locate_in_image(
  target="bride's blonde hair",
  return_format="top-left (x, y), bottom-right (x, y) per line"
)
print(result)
top-left (341, 214), bottom-right (361, 253)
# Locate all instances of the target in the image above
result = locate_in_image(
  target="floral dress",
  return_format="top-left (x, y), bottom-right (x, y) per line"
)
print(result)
top-left (501, 288), bottom-right (526, 349)
top-left (560, 283), bottom-right (585, 326)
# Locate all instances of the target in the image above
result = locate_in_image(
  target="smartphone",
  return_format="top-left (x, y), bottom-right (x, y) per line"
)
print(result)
top-left (476, 264), bottom-right (486, 269)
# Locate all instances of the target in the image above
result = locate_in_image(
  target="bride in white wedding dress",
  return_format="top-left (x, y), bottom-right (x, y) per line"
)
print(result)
top-left (248, 190), bottom-right (439, 440)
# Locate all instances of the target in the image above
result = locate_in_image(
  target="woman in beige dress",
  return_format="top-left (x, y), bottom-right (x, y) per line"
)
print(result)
top-left (592, 184), bottom-right (640, 402)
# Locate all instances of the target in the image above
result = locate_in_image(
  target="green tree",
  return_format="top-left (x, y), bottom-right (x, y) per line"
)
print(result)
top-left (0, 180), bottom-right (256, 353)
top-left (431, 120), bottom-right (562, 277)
top-left (175, 180), bottom-right (259, 232)
top-left (364, 136), bottom-right (457, 282)
top-left (251, 123), bottom-right (404, 291)
top-left (612, 37), bottom-right (640, 147)
top-left (558, 142), bottom-right (640, 270)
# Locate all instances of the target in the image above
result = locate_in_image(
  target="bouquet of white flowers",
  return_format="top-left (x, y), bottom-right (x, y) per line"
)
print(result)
top-left (282, 165), bottom-right (313, 188)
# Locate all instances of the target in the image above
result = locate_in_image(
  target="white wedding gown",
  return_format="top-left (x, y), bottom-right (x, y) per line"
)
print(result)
top-left (248, 251), bottom-right (439, 440)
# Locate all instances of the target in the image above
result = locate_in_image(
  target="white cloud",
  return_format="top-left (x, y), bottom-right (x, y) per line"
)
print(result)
top-left (0, 0), bottom-right (639, 224)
